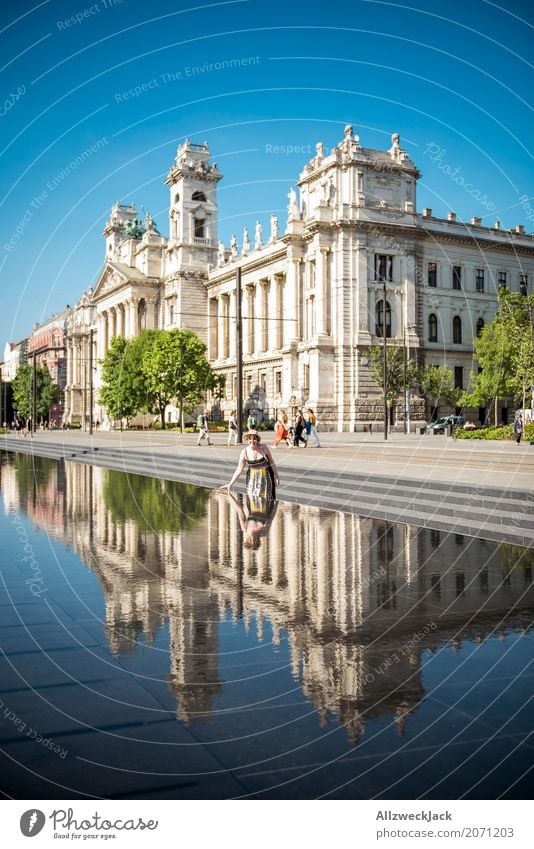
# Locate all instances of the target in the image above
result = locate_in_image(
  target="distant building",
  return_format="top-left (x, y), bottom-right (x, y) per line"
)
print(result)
top-left (65, 127), bottom-right (533, 430)
top-left (28, 309), bottom-right (70, 424)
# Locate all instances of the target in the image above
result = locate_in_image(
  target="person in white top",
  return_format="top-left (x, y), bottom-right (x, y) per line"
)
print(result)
top-left (227, 409), bottom-right (238, 445)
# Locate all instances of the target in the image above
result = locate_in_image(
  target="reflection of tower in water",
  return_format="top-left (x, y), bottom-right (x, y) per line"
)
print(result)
top-left (208, 493), bottom-right (533, 742)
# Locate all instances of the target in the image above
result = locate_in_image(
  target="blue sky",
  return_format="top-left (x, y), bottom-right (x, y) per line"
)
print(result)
top-left (0, 0), bottom-right (532, 351)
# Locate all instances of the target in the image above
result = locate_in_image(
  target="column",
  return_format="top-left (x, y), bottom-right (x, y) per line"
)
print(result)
top-left (116, 304), bottom-right (124, 337)
top-left (223, 294), bottom-right (230, 358)
top-left (315, 246), bottom-right (327, 336)
top-left (228, 291), bottom-right (236, 359)
top-left (283, 256), bottom-right (299, 344)
top-left (245, 285), bottom-right (255, 354)
top-left (268, 275), bottom-right (279, 351)
top-left (217, 296), bottom-right (225, 360)
top-left (255, 281), bottom-right (265, 353)
top-left (96, 314), bottom-right (104, 360)
top-left (128, 300), bottom-right (138, 338)
top-left (209, 298), bottom-right (218, 360)
top-left (109, 308), bottom-right (116, 340)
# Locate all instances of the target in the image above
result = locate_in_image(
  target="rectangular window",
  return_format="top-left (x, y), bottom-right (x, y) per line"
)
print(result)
top-left (194, 218), bottom-right (205, 238)
top-left (275, 370), bottom-right (282, 395)
top-left (309, 260), bottom-right (316, 289)
top-left (452, 266), bottom-right (462, 290)
top-left (375, 254), bottom-right (393, 282)
top-left (303, 364), bottom-right (310, 391)
top-left (260, 371), bottom-right (267, 393)
top-left (475, 268), bottom-right (485, 292)
top-left (169, 303), bottom-right (174, 325)
top-left (246, 373), bottom-right (252, 396)
top-left (498, 271), bottom-right (507, 289)
top-left (520, 273), bottom-right (528, 293)
top-left (428, 262), bottom-right (437, 287)
top-left (454, 366), bottom-right (463, 390)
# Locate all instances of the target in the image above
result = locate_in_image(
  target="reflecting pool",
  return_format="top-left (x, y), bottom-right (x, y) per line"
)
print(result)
top-left (0, 452), bottom-right (532, 799)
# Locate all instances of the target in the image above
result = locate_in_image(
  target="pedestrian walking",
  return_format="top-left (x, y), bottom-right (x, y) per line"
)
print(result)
top-left (514, 414), bottom-right (524, 445)
top-left (305, 408), bottom-right (321, 447)
top-left (273, 411), bottom-right (290, 448)
top-left (227, 409), bottom-right (238, 445)
top-left (196, 410), bottom-right (212, 446)
top-left (292, 411), bottom-right (307, 448)
top-left (246, 412), bottom-right (256, 431)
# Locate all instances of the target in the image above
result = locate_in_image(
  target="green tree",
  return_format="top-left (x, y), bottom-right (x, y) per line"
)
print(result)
top-left (12, 363), bottom-right (57, 421)
top-left (142, 328), bottom-right (220, 429)
top-left (462, 290), bottom-right (534, 420)
top-left (99, 333), bottom-right (156, 425)
top-left (419, 364), bottom-right (460, 420)
top-left (368, 344), bottom-right (418, 399)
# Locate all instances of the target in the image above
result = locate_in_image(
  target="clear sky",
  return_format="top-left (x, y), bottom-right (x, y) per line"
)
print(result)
top-left (0, 0), bottom-right (532, 352)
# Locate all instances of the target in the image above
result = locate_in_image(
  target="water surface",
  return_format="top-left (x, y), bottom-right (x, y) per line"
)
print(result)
top-left (0, 452), bottom-right (532, 799)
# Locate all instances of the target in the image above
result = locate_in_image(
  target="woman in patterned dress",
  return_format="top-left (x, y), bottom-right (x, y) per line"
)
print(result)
top-left (226, 430), bottom-right (280, 502)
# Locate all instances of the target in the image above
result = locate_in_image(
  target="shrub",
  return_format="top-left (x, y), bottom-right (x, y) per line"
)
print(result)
top-left (453, 423), bottom-right (534, 441)
top-left (67, 422), bottom-right (82, 429)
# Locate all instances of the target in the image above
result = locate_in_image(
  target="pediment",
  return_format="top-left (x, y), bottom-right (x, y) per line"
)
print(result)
top-left (93, 261), bottom-right (149, 301)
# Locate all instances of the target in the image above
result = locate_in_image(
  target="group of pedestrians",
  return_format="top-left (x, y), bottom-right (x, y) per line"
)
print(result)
top-left (273, 408), bottom-right (321, 449)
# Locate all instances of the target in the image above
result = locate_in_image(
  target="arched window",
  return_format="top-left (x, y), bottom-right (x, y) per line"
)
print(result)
top-left (453, 315), bottom-right (462, 344)
top-left (476, 317), bottom-right (484, 337)
top-left (428, 313), bottom-right (438, 342)
top-left (192, 191), bottom-right (206, 202)
top-left (375, 299), bottom-right (391, 338)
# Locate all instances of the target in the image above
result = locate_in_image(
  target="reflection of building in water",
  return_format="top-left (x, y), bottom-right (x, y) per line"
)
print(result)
top-left (1, 454), bottom-right (67, 533)
top-left (3, 455), bottom-right (532, 738)
top-left (208, 492), bottom-right (533, 741)
top-left (63, 462), bottom-right (221, 722)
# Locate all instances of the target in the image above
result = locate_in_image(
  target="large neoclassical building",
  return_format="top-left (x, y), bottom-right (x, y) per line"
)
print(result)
top-left (64, 125), bottom-right (534, 430)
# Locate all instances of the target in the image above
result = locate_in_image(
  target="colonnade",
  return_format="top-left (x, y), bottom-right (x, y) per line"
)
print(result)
top-left (95, 296), bottom-right (157, 359)
top-left (208, 247), bottom-right (333, 363)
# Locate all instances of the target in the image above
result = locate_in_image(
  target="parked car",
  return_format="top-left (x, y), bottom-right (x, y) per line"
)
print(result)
top-left (428, 415), bottom-right (465, 434)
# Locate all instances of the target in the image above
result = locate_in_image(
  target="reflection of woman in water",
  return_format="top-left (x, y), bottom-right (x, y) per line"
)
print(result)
top-left (225, 431), bottom-right (280, 547)
top-left (226, 490), bottom-right (278, 550)
top-left (226, 430), bottom-right (280, 499)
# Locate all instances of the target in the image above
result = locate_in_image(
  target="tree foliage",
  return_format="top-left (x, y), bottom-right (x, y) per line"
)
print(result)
top-left (462, 290), bottom-right (534, 410)
top-left (368, 345), bottom-right (418, 398)
top-left (99, 336), bottom-right (146, 423)
top-left (12, 363), bottom-right (57, 421)
top-left (419, 364), bottom-right (460, 418)
top-left (98, 329), bottom-right (221, 429)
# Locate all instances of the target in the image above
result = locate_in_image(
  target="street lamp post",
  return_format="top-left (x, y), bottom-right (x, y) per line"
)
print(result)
top-left (89, 328), bottom-right (94, 436)
top-left (236, 266), bottom-right (243, 443)
top-left (382, 276), bottom-right (388, 441)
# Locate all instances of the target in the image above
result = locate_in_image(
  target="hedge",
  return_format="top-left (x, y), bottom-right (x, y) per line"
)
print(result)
top-left (453, 423), bottom-right (534, 441)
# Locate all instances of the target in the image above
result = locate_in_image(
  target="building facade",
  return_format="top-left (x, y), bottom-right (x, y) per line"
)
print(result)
top-left (28, 309), bottom-right (69, 424)
top-left (65, 126), bottom-right (534, 430)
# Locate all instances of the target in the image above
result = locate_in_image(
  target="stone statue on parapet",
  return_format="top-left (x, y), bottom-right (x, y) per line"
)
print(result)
top-left (255, 221), bottom-right (262, 249)
top-left (270, 214), bottom-right (279, 242)
top-left (287, 186), bottom-right (299, 220)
